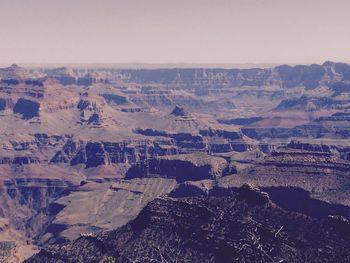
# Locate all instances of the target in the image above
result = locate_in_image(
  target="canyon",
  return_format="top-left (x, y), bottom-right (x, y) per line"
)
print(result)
top-left (0, 62), bottom-right (350, 262)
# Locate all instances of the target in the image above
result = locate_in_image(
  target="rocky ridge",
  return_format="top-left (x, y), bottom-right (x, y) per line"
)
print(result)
top-left (26, 184), bottom-right (350, 263)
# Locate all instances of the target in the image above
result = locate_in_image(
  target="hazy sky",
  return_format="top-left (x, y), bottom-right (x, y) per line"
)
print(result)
top-left (0, 0), bottom-right (349, 64)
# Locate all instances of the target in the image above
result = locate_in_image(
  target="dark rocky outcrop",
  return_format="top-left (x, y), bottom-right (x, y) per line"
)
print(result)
top-left (170, 105), bottom-right (187, 117)
top-left (327, 215), bottom-right (350, 233)
top-left (87, 113), bottom-right (101, 126)
top-left (26, 185), bottom-right (350, 263)
top-left (237, 183), bottom-right (270, 205)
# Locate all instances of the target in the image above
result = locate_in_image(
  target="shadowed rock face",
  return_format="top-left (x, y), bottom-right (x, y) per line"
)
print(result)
top-left (237, 183), bottom-right (270, 205)
top-left (170, 106), bottom-right (187, 117)
top-left (275, 64), bottom-right (326, 89)
top-left (84, 142), bottom-right (109, 168)
top-left (125, 153), bottom-right (236, 182)
top-left (332, 82), bottom-right (350, 96)
top-left (126, 158), bottom-right (215, 182)
top-left (50, 140), bottom-right (179, 168)
top-left (13, 98), bottom-right (40, 119)
top-left (262, 187), bottom-right (350, 219)
top-left (101, 94), bottom-right (127, 105)
top-left (26, 185), bottom-right (350, 263)
top-left (334, 63), bottom-right (350, 81)
top-left (0, 98), bottom-right (6, 111)
top-left (169, 183), bottom-right (350, 220)
top-left (284, 140), bottom-right (331, 152)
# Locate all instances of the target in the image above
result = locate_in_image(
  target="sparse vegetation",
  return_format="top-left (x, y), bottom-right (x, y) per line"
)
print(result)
top-left (0, 241), bottom-right (16, 263)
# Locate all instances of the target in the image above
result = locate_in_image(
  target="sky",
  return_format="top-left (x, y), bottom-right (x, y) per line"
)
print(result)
top-left (0, 0), bottom-right (349, 65)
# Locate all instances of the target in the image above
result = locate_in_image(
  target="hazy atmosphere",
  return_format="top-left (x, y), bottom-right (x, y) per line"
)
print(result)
top-left (1, 0), bottom-right (350, 65)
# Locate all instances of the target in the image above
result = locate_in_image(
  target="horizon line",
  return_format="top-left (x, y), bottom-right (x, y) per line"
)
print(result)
top-left (0, 61), bottom-right (349, 70)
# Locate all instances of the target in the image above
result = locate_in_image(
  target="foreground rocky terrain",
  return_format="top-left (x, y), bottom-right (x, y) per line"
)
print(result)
top-left (25, 185), bottom-right (350, 263)
top-left (1, 62), bottom-right (350, 261)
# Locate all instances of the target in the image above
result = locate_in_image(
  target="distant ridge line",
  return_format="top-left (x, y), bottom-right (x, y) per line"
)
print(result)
top-left (0, 61), bottom-right (349, 70)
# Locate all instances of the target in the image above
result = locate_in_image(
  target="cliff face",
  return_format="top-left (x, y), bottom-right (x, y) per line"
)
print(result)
top-left (26, 185), bottom-right (350, 263)
top-left (0, 175), bottom-right (81, 245)
top-left (126, 153), bottom-right (236, 182)
top-left (111, 62), bottom-right (350, 89)
top-left (0, 132), bottom-right (253, 170)
top-left (220, 148), bottom-right (350, 208)
top-left (242, 111), bottom-right (350, 140)
top-left (50, 140), bottom-right (179, 168)
top-left (135, 128), bottom-right (255, 154)
top-left (276, 96), bottom-right (350, 111)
